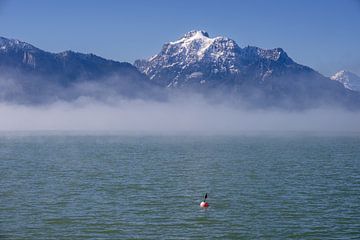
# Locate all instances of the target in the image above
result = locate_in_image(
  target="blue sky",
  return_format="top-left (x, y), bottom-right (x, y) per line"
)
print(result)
top-left (0, 0), bottom-right (359, 76)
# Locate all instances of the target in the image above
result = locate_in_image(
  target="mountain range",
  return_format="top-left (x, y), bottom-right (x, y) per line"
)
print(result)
top-left (1, 31), bottom-right (359, 109)
top-left (0, 36), bottom-right (159, 104)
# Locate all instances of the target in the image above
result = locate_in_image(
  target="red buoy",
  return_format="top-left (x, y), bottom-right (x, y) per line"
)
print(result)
top-left (200, 201), bottom-right (209, 208)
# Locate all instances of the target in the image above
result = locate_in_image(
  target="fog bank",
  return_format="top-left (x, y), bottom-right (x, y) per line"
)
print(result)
top-left (0, 97), bottom-right (360, 133)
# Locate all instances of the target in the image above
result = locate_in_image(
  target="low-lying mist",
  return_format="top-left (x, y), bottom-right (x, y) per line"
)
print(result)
top-left (1, 95), bottom-right (360, 134)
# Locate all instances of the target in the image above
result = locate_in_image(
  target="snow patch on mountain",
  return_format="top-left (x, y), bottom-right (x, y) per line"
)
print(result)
top-left (331, 70), bottom-right (360, 92)
top-left (169, 30), bottom-right (221, 59)
top-left (0, 37), bottom-right (38, 52)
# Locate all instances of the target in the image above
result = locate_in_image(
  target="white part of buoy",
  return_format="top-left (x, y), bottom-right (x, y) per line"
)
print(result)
top-left (200, 201), bottom-right (209, 208)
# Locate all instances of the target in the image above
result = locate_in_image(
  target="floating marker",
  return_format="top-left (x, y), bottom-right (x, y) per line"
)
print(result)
top-left (200, 193), bottom-right (209, 208)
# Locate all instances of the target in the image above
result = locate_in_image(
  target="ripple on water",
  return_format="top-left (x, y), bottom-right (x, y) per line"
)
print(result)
top-left (0, 134), bottom-right (360, 239)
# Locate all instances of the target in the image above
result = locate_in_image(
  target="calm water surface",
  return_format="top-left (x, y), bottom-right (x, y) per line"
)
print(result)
top-left (1, 133), bottom-right (360, 239)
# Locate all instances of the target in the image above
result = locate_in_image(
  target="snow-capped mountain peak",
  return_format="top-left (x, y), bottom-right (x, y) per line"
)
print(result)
top-left (162, 30), bottom-right (239, 61)
top-left (331, 70), bottom-right (360, 92)
top-left (331, 70), bottom-right (350, 81)
top-left (168, 30), bottom-right (218, 59)
top-left (172, 30), bottom-right (210, 42)
top-left (134, 30), bottom-right (295, 88)
top-left (0, 36), bottom-right (38, 52)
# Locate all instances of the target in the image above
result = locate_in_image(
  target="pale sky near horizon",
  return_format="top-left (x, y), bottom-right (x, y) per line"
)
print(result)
top-left (0, 0), bottom-right (359, 76)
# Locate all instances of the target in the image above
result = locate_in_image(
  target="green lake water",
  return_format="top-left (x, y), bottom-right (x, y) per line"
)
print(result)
top-left (1, 133), bottom-right (360, 239)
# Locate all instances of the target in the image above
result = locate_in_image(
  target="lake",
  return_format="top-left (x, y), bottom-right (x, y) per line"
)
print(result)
top-left (1, 133), bottom-right (360, 239)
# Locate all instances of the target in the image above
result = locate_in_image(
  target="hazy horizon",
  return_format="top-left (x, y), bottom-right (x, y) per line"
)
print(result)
top-left (1, 96), bottom-right (360, 133)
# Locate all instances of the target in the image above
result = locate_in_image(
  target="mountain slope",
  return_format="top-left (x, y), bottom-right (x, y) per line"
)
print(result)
top-left (331, 70), bottom-right (360, 92)
top-left (135, 30), bottom-right (296, 87)
top-left (0, 36), bottom-right (160, 104)
top-left (135, 30), bottom-right (359, 109)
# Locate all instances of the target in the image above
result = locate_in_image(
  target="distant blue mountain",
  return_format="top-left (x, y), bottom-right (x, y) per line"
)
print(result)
top-left (0, 36), bottom-right (160, 104)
